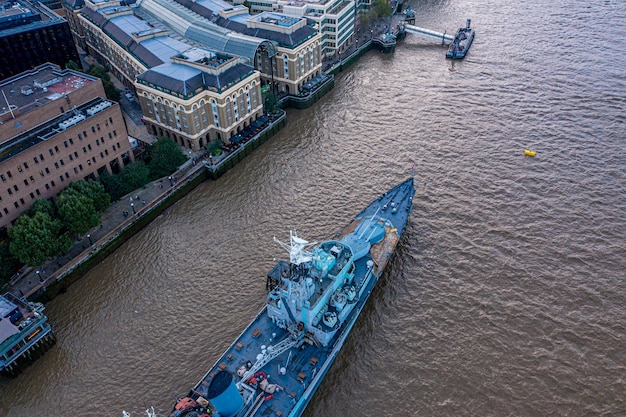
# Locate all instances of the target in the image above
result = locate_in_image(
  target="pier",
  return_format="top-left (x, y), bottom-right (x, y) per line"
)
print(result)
top-left (404, 24), bottom-right (453, 44)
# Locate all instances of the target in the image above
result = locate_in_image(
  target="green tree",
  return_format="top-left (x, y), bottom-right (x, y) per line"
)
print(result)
top-left (87, 65), bottom-right (121, 102)
top-left (121, 161), bottom-right (150, 190)
top-left (65, 60), bottom-right (81, 71)
top-left (67, 179), bottom-right (110, 213)
top-left (99, 171), bottom-right (127, 201)
top-left (207, 139), bottom-right (223, 156)
top-left (57, 190), bottom-right (101, 235)
top-left (0, 241), bottom-right (21, 287)
top-left (264, 92), bottom-right (279, 114)
top-left (8, 212), bottom-right (70, 266)
top-left (372, 0), bottom-right (391, 18)
top-left (148, 137), bottom-right (186, 180)
top-left (28, 198), bottom-right (55, 218)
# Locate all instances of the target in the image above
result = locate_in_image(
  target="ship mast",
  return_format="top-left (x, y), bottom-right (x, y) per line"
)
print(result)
top-left (273, 231), bottom-right (317, 265)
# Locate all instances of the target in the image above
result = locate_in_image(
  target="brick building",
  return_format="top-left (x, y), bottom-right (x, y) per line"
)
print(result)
top-left (0, 63), bottom-right (134, 232)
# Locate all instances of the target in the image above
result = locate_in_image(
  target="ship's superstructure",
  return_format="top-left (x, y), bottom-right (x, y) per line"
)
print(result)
top-left (132, 177), bottom-right (415, 417)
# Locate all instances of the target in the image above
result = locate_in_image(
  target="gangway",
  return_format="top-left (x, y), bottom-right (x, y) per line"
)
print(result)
top-left (405, 24), bottom-right (454, 44)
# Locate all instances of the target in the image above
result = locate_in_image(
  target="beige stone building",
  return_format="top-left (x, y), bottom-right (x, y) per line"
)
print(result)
top-left (0, 64), bottom-right (134, 231)
top-left (135, 49), bottom-right (264, 149)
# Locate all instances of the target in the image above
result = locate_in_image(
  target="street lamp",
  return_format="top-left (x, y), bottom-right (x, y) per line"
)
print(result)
top-left (168, 176), bottom-right (173, 186)
top-left (131, 203), bottom-right (136, 214)
top-left (87, 234), bottom-right (93, 245)
top-left (36, 270), bottom-right (43, 282)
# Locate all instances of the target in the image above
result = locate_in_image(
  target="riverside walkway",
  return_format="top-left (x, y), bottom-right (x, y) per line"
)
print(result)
top-left (8, 157), bottom-right (205, 299)
top-left (8, 110), bottom-right (286, 300)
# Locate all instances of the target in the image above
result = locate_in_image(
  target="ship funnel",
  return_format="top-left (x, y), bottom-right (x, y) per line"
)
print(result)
top-left (206, 371), bottom-right (244, 417)
top-left (466, 18), bottom-right (471, 28)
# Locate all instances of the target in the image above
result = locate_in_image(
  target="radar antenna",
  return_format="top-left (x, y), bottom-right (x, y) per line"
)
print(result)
top-left (273, 231), bottom-right (317, 265)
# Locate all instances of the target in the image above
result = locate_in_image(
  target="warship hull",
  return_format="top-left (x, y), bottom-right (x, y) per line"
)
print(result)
top-left (168, 178), bottom-right (416, 417)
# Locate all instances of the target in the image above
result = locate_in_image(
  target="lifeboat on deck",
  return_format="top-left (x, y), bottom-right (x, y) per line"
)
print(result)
top-left (524, 149), bottom-right (536, 157)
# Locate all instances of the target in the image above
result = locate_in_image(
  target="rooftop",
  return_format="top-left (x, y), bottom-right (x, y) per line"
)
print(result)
top-left (0, 0), bottom-right (65, 35)
top-left (249, 13), bottom-right (301, 28)
top-left (0, 97), bottom-right (112, 163)
top-left (0, 64), bottom-right (96, 121)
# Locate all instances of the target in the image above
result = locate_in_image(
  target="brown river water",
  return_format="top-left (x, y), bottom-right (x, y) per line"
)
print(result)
top-left (1, 0), bottom-right (625, 416)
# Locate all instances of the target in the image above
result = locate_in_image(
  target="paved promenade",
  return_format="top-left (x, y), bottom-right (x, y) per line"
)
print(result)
top-left (8, 158), bottom-right (205, 299)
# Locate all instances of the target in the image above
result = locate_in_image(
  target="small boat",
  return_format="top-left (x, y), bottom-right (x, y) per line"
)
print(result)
top-left (446, 19), bottom-right (475, 59)
top-left (0, 292), bottom-right (55, 377)
top-left (524, 149), bottom-right (537, 157)
top-left (162, 178), bottom-right (416, 417)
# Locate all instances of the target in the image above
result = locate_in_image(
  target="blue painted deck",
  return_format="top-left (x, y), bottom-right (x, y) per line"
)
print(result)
top-left (171, 178), bottom-right (416, 417)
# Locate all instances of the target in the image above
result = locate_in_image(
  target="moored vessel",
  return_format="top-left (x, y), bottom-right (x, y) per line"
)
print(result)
top-left (0, 292), bottom-right (55, 377)
top-left (446, 19), bottom-right (475, 59)
top-left (161, 178), bottom-right (416, 417)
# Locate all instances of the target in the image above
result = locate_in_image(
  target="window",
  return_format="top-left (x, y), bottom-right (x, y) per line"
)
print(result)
top-left (35, 189), bottom-right (40, 196)
top-left (7, 188), bottom-right (12, 195)
top-left (49, 149), bottom-right (54, 156)
top-left (69, 138), bottom-right (74, 145)
top-left (45, 167), bottom-right (50, 174)
top-left (39, 153), bottom-right (44, 161)
top-left (64, 140), bottom-right (68, 148)
top-left (33, 156), bottom-right (39, 164)
top-left (45, 183), bottom-right (50, 190)
top-left (0, 174), bottom-right (5, 182)
top-left (91, 126), bottom-right (96, 133)
top-left (50, 180), bottom-right (55, 187)
top-left (54, 162), bottom-right (59, 169)
top-left (14, 202), bottom-right (19, 208)
top-left (60, 159), bottom-right (65, 166)
top-left (23, 162), bottom-right (29, 169)
top-left (54, 145), bottom-right (59, 153)
top-left (24, 179), bottom-right (28, 186)
top-left (17, 165), bottom-right (22, 173)
top-left (13, 185), bottom-right (18, 192)
top-left (30, 192), bottom-right (35, 199)
top-left (6, 171), bottom-right (11, 178)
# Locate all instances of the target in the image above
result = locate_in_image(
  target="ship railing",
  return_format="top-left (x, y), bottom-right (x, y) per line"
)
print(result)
top-left (238, 392), bottom-right (265, 417)
top-left (1, 321), bottom-right (52, 365)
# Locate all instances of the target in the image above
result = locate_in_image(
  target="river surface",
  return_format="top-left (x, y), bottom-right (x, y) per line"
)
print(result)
top-left (2, 0), bottom-right (625, 416)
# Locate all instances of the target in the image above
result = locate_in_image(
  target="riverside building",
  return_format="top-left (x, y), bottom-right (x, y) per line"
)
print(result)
top-left (0, 0), bottom-right (79, 81)
top-left (76, 0), bottom-right (265, 149)
top-left (249, 0), bottom-right (356, 58)
top-left (0, 64), bottom-right (134, 231)
top-left (75, 0), bottom-right (322, 96)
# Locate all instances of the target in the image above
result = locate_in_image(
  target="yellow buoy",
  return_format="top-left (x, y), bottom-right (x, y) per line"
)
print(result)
top-left (524, 149), bottom-right (536, 157)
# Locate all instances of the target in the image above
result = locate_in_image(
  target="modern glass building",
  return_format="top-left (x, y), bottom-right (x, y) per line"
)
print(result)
top-left (0, 0), bottom-right (79, 81)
